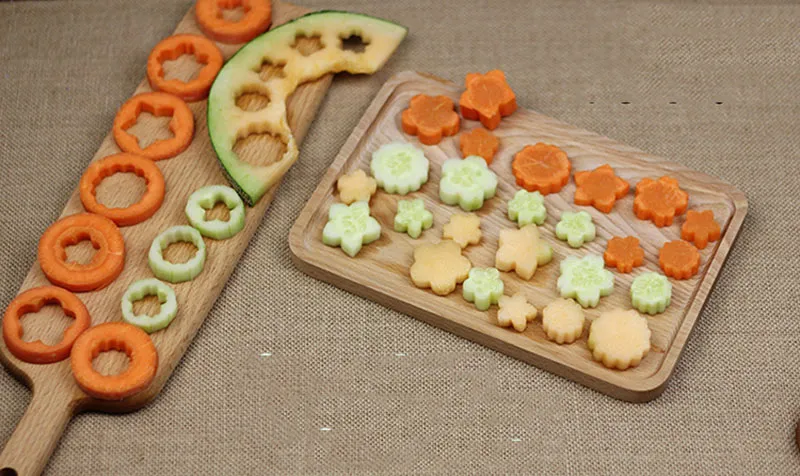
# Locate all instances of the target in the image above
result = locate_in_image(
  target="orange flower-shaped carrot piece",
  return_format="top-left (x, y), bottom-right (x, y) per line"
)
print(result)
top-left (633, 176), bottom-right (689, 227)
top-left (659, 240), bottom-right (700, 280)
top-left (681, 210), bottom-right (721, 249)
top-left (459, 128), bottom-right (499, 164)
top-left (574, 164), bottom-right (630, 213)
top-left (511, 143), bottom-right (571, 194)
top-left (459, 70), bottom-right (517, 130)
top-left (604, 236), bottom-right (644, 273)
top-left (401, 94), bottom-right (460, 145)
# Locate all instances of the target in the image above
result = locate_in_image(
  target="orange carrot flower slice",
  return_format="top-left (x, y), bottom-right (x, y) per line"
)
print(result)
top-left (195, 0), bottom-right (272, 44)
top-left (574, 164), bottom-right (630, 213)
top-left (112, 92), bottom-right (195, 161)
top-left (604, 236), bottom-right (644, 273)
top-left (146, 34), bottom-right (223, 102)
top-left (459, 127), bottom-right (499, 164)
top-left (681, 210), bottom-right (721, 249)
top-left (511, 143), bottom-right (571, 194)
top-left (659, 240), bottom-right (700, 280)
top-left (633, 176), bottom-right (688, 227)
top-left (401, 94), bottom-right (460, 145)
top-left (459, 70), bottom-right (517, 130)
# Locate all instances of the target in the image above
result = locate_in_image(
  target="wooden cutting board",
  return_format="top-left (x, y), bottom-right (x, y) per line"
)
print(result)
top-left (290, 71), bottom-right (748, 403)
top-left (0, 3), bottom-right (336, 475)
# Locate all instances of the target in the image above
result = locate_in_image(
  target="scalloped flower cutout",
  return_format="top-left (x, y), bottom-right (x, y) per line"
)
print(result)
top-left (557, 255), bottom-right (614, 308)
top-left (630, 272), bottom-right (672, 315)
top-left (633, 176), bottom-right (688, 227)
top-left (394, 198), bottom-right (433, 239)
top-left (497, 293), bottom-right (538, 332)
top-left (587, 309), bottom-right (651, 370)
top-left (442, 213), bottom-right (482, 249)
top-left (574, 164), bottom-right (630, 213)
top-left (370, 142), bottom-right (429, 195)
top-left (555, 211), bottom-right (596, 248)
top-left (401, 94), bottom-right (460, 145)
top-left (439, 156), bottom-right (498, 212)
top-left (659, 240), bottom-right (700, 280)
top-left (542, 298), bottom-right (585, 344)
top-left (681, 209), bottom-right (721, 249)
top-left (410, 240), bottom-right (471, 296)
top-left (462, 267), bottom-right (504, 311)
top-left (495, 224), bottom-right (553, 280)
top-left (322, 202), bottom-right (381, 257)
top-left (459, 70), bottom-right (517, 130)
top-left (507, 189), bottom-right (547, 227)
top-left (604, 236), bottom-right (644, 273)
top-left (336, 169), bottom-right (377, 205)
top-left (511, 143), bottom-right (571, 195)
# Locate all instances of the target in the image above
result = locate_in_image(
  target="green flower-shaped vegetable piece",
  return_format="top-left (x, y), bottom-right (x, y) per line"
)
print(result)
top-left (394, 199), bottom-right (433, 239)
top-left (462, 267), bottom-right (504, 311)
top-left (557, 255), bottom-right (614, 308)
top-left (556, 211), bottom-right (596, 248)
top-left (439, 156), bottom-right (498, 212)
top-left (370, 142), bottom-right (429, 195)
top-left (322, 202), bottom-right (381, 257)
top-left (508, 189), bottom-right (547, 226)
top-left (630, 272), bottom-right (672, 315)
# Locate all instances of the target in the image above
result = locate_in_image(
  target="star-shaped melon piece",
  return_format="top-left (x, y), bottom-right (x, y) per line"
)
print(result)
top-left (336, 169), bottom-right (377, 205)
top-left (495, 224), bottom-right (553, 280)
top-left (442, 213), bottom-right (482, 249)
top-left (574, 164), bottom-right (630, 213)
top-left (497, 293), bottom-right (538, 332)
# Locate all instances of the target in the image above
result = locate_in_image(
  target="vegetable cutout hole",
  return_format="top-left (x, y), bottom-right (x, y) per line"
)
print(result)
top-left (291, 34), bottom-right (323, 56)
top-left (94, 171), bottom-right (148, 209)
top-left (341, 34), bottom-right (368, 53)
top-left (162, 51), bottom-right (205, 83)
top-left (232, 130), bottom-right (288, 168)
top-left (220, 3), bottom-right (246, 22)
top-left (63, 236), bottom-right (99, 266)
top-left (132, 294), bottom-right (163, 318)
top-left (19, 304), bottom-right (73, 346)
top-left (92, 349), bottom-right (130, 377)
top-left (205, 201), bottom-right (232, 222)
top-left (125, 111), bottom-right (175, 149)
top-left (163, 241), bottom-right (200, 265)
top-left (255, 59), bottom-right (286, 81)
top-left (235, 88), bottom-right (271, 112)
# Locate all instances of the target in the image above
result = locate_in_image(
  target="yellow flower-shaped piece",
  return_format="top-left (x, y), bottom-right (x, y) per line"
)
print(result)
top-left (497, 293), bottom-right (538, 332)
top-left (541, 298), bottom-right (585, 344)
top-left (410, 240), bottom-right (472, 296)
top-left (587, 308), bottom-right (651, 370)
top-left (442, 213), bottom-right (482, 249)
top-left (336, 169), bottom-right (377, 205)
top-left (495, 224), bottom-right (553, 280)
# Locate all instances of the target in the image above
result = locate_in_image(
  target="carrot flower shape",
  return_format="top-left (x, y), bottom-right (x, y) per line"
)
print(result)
top-left (459, 128), bottom-right (499, 164)
top-left (633, 176), bottom-right (688, 227)
top-left (681, 210), bottom-right (721, 249)
top-left (659, 240), bottom-right (700, 280)
top-left (401, 94), bottom-right (460, 145)
top-left (459, 70), bottom-right (517, 130)
top-left (574, 164), bottom-right (630, 213)
top-left (511, 143), bottom-right (571, 195)
top-left (604, 236), bottom-right (645, 273)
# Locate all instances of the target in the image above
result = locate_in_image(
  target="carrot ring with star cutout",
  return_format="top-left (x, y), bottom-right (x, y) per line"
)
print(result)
top-left (195, 0), bottom-right (272, 44)
top-left (112, 92), bottom-right (195, 161)
top-left (146, 34), bottom-right (223, 102)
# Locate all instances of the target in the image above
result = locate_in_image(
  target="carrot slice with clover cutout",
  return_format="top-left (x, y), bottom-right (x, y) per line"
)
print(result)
top-left (401, 94), bottom-right (460, 145)
top-left (659, 240), bottom-right (700, 280)
top-left (459, 128), bottom-right (499, 164)
top-left (459, 70), bottom-right (517, 130)
top-left (633, 176), bottom-right (688, 227)
top-left (604, 236), bottom-right (644, 273)
top-left (195, 0), bottom-right (272, 44)
top-left (681, 210), bottom-right (721, 249)
top-left (511, 143), bottom-right (571, 194)
top-left (574, 164), bottom-right (630, 213)
top-left (146, 34), bottom-right (223, 102)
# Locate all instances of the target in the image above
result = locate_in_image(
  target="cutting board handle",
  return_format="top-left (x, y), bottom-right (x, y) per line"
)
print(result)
top-left (0, 388), bottom-right (74, 476)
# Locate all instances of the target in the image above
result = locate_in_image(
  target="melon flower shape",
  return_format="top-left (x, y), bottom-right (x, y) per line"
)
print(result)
top-left (507, 189), bottom-right (547, 227)
top-left (557, 255), bottom-right (614, 308)
top-left (462, 267), bottom-right (504, 311)
top-left (370, 142), bottom-right (430, 195)
top-left (442, 213), bottom-right (482, 249)
top-left (409, 240), bottom-right (472, 296)
top-left (439, 156), bottom-right (498, 212)
top-left (555, 211), bottom-right (596, 248)
top-left (336, 169), bottom-right (377, 205)
top-left (322, 201), bottom-right (381, 257)
top-left (394, 198), bottom-right (433, 239)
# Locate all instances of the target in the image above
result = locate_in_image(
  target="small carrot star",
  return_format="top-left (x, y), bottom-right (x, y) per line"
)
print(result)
top-left (401, 94), bottom-right (460, 145)
top-left (574, 164), bottom-right (630, 213)
top-left (633, 176), bottom-right (688, 227)
top-left (681, 210), bottom-right (721, 249)
top-left (459, 70), bottom-right (517, 130)
top-left (603, 236), bottom-right (645, 273)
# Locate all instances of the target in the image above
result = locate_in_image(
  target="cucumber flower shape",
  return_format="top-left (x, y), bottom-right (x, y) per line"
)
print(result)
top-left (462, 267), bottom-right (504, 311)
top-left (555, 211), bottom-right (596, 248)
top-left (439, 156), bottom-right (498, 211)
top-left (121, 278), bottom-right (178, 334)
top-left (557, 255), bottom-right (614, 308)
top-left (322, 202), bottom-right (381, 257)
top-left (394, 198), bottom-right (433, 239)
top-left (370, 142), bottom-right (429, 195)
top-left (630, 272), bottom-right (672, 315)
top-left (507, 189), bottom-right (547, 226)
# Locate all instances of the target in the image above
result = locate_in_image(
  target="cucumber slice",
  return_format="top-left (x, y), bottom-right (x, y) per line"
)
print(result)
top-left (394, 198), bottom-right (433, 238)
top-left (462, 267), bottom-right (504, 311)
top-left (322, 201), bottom-right (381, 257)
top-left (630, 272), bottom-right (672, 315)
top-left (121, 278), bottom-right (178, 334)
top-left (370, 142), bottom-right (429, 195)
top-left (185, 185), bottom-right (246, 240)
top-left (439, 156), bottom-right (498, 212)
top-left (148, 226), bottom-right (207, 283)
top-left (208, 11), bottom-right (408, 205)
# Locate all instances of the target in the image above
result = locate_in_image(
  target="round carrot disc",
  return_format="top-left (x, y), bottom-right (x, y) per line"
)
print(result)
top-left (146, 34), bottom-right (223, 102)
top-left (112, 92), bottom-right (195, 161)
top-left (38, 213), bottom-right (125, 292)
top-left (70, 322), bottom-right (158, 400)
top-left (2, 286), bottom-right (91, 364)
top-left (195, 0), bottom-right (273, 44)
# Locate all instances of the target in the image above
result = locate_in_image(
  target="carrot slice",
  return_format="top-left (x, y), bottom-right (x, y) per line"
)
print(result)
top-left (459, 70), bottom-right (517, 130)
top-left (574, 164), bottom-right (630, 213)
top-left (2, 286), bottom-right (91, 364)
top-left (604, 236), bottom-right (645, 273)
top-left (401, 94), bottom-right (460, 145)
top-left (195, 0), bottom-right (272, 44)
top-left (633, 176), bottom-right (688, 227)
top-left (681, 210), bottom-right (721, 249)
top-left (70, 322), bottom-right (158, 400)
top-left (112, 92), bottom-right (195, 161)
top-left (79, 153), bottom-right (166, 227)
top-left (38, 213), bottom-right (125, 292)
top-left (659, 240), bottom-right (700, 280)
top-left (511, 143), bottom-right (571, 194)
top-left (459, 127), bottom-right (499, 164)
top-left (146, 34), bottom-right (223, 102)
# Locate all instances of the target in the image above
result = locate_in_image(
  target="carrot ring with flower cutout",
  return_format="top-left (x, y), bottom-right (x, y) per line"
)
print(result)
top-left (79, 153), bottom-right (166, 227)
top-left (195, 0), bottom-right (272, 44)
top-left (2, 286), bottom-right (91, 364)
top-left (146, 34), bottom-right (223, 102)
top-left (112, 92), bottom-right (195, 161)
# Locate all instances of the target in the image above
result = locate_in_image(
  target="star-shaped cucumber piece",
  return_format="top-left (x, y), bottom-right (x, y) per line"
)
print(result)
top-left (507, 189), bottom-right (547, 227)
top-left (394, 198), bottom-right (433, 239)
top-left (370, 142), bottom-right (430, 195)
top-left (555, 211), bottom-right (596, 248)
top-left (462, 267), bottom-right (504, 311)
top-left (439, 156), bottom-right (498, 212)
top-left (322, 201), bottom-right (381, 257)
top-left (630, 272), bottom-right (672, 315)
top-left (557, 255), bottom-right (614, 308)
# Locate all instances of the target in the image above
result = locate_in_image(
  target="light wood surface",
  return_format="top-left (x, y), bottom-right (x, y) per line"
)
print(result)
top-left (290, 71), bottom-right (748, 403)
top-left (0, 3), bottom-right (332, 475)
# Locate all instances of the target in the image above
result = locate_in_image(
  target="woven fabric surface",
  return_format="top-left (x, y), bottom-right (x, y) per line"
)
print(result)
top-left (1, 0), bottom-right (798, 474)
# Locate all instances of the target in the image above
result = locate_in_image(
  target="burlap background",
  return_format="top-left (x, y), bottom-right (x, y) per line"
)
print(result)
top-left (1, 0), bottom-right (798, 474)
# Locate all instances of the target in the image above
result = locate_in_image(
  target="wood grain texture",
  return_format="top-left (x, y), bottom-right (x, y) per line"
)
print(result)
top-left (0, 3), bottom-right (332, 475)
top-left (290, 71), bottom-right (748, 403)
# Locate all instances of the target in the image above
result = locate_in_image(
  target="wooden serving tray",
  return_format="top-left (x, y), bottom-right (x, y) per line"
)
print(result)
top-left (0, 3), bottom-right (336, 475)
top-left (290, 71), bottom-right (748, 403)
